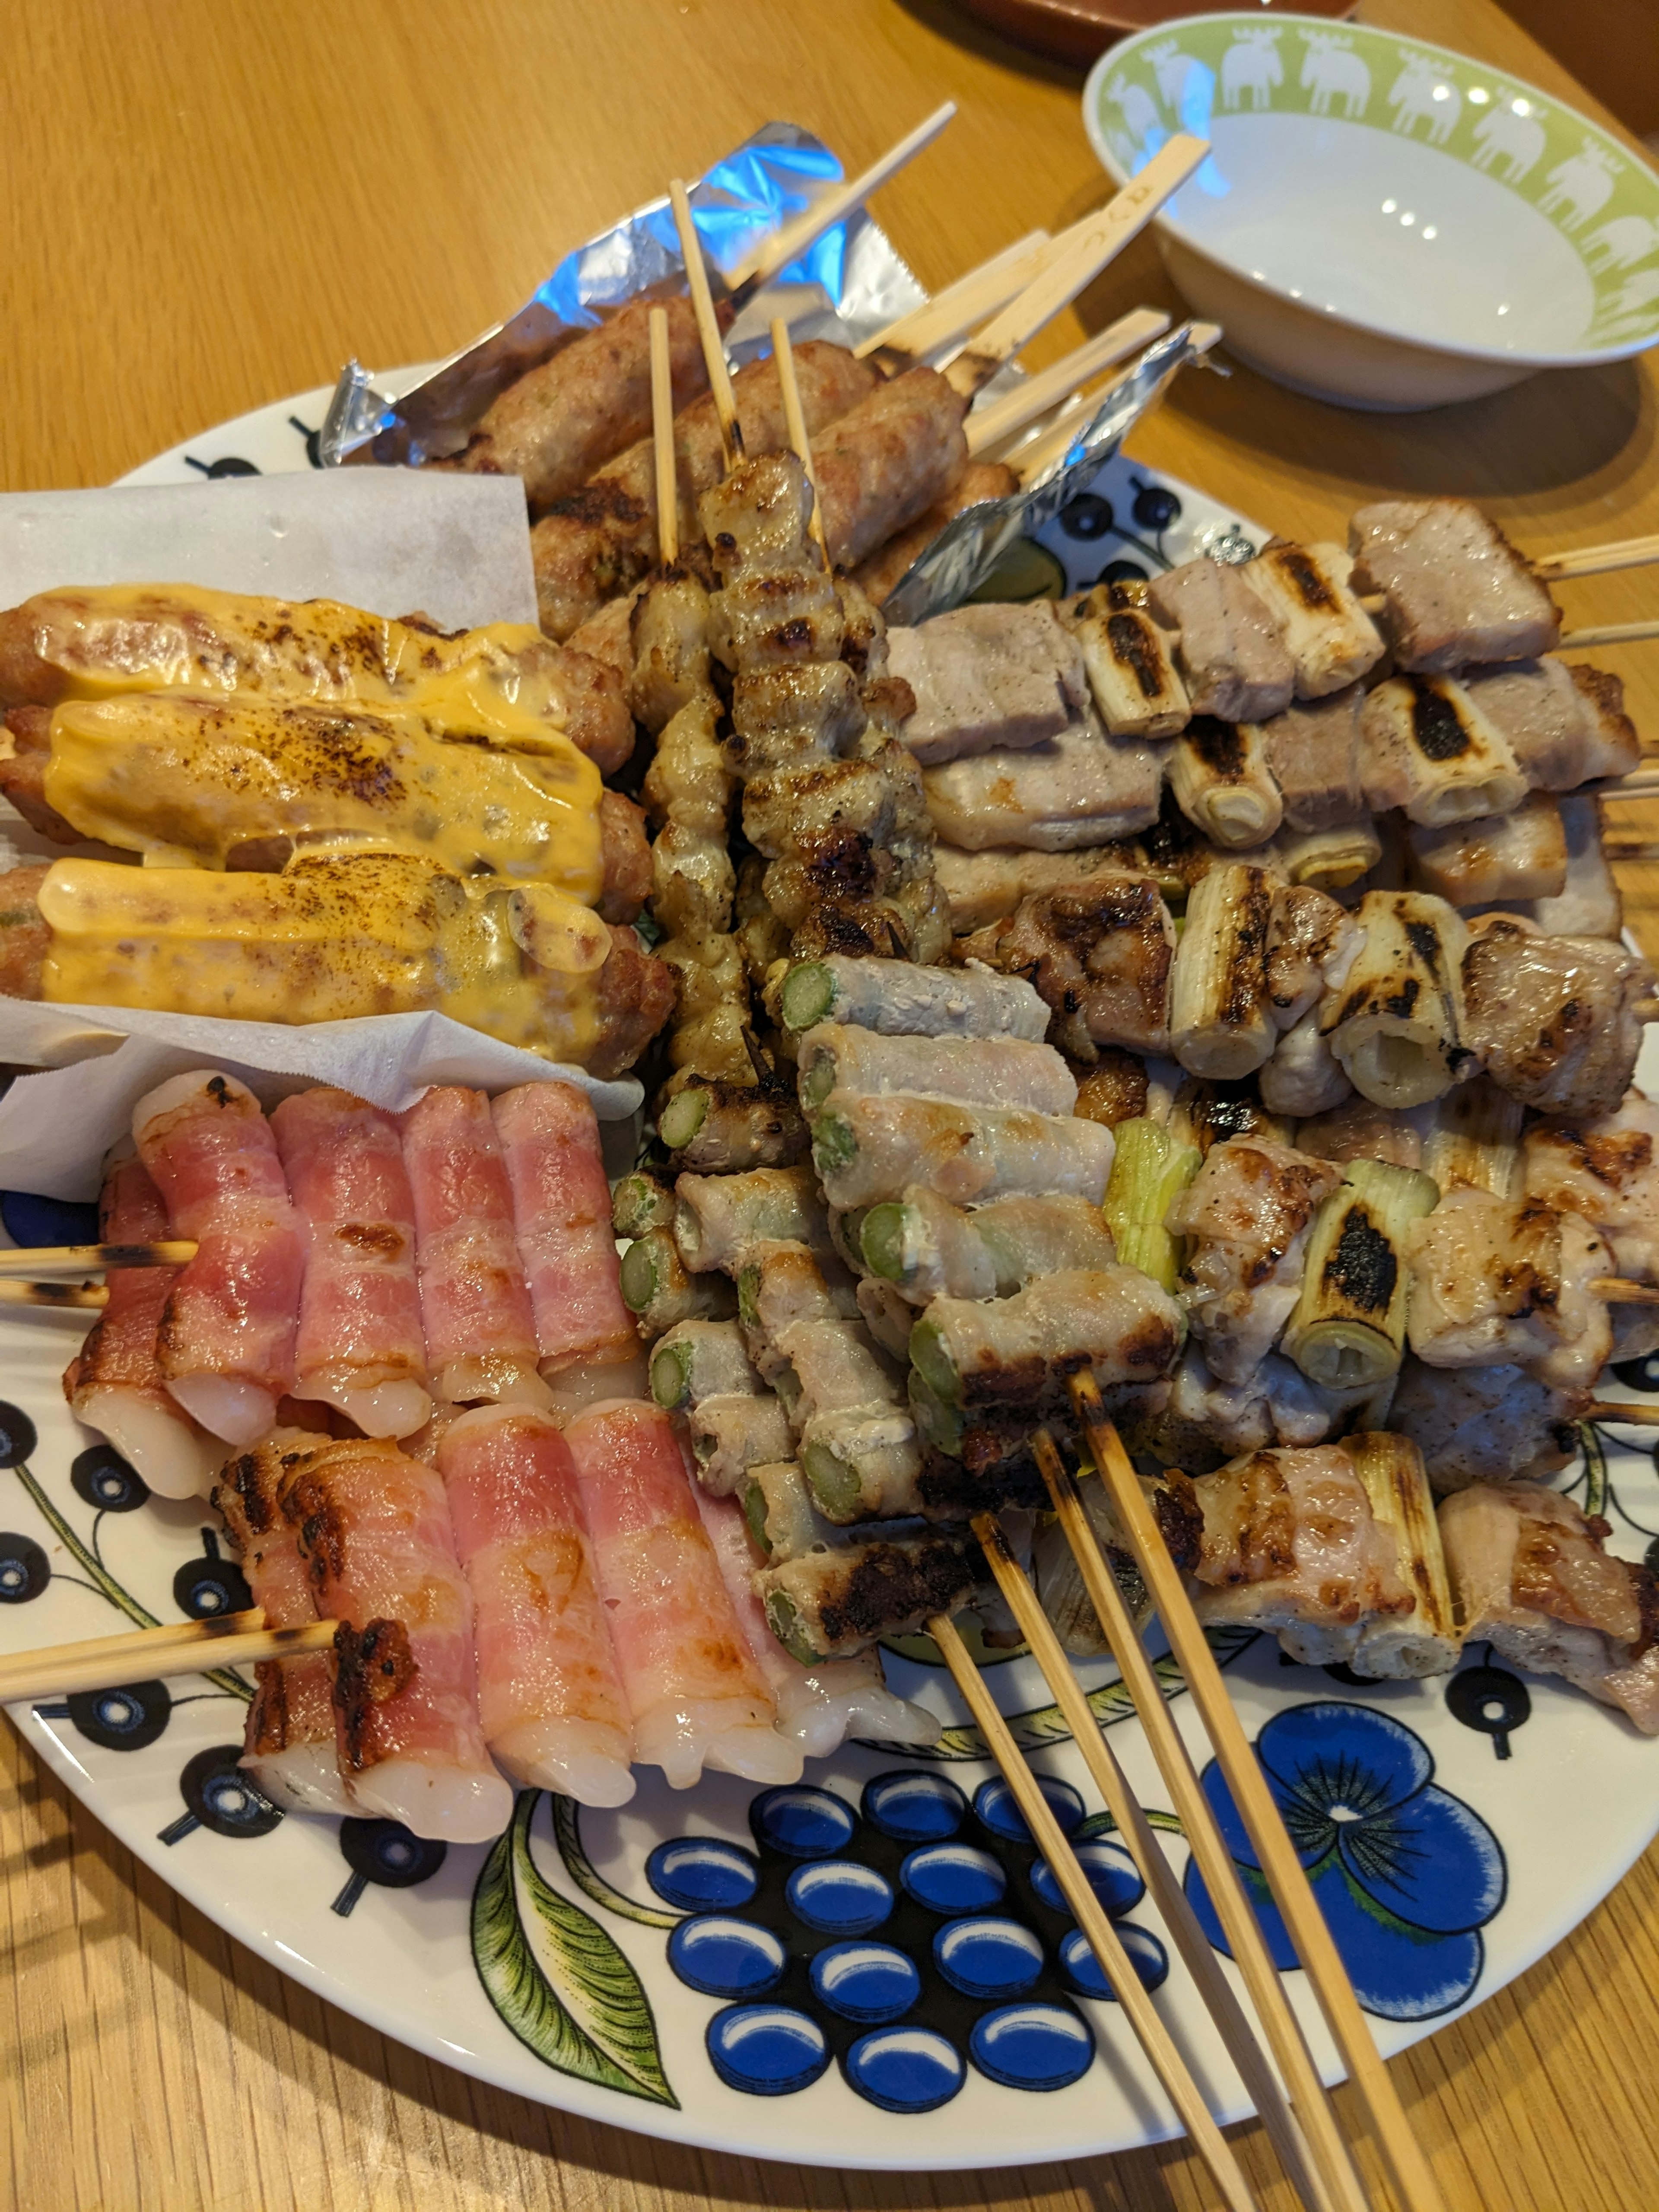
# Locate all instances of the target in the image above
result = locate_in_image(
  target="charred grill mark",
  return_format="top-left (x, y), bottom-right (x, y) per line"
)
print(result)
top-left (332, 1617), bottom-right (419, 1770)
top-left (813, 1539), bottom-right (980, 1646)
top-left (216, 1449), bottom-right (277, 1538)
top-left (1153, 1472), bottom-right (1204, 1573)
top-left (1408, 680), bottom-right (1471, 762)
top-left (1385, 976), bottom-right (1421, 1020)
top-left (547, 481), bottom-right (650, 529)
top-left (206, 1075), bottom-right (234, 1107)
top-left (1404, 918), bottom-right (1446, 979)
top-left (281, 1471), bottom-right (346, 1582)
top-left (1323, 1205), bottom-right (1397, 1316)
top-left (1106, 612), bottom-right (1163, 702)
top-left (247, 1662), bottom-right (291, 1757)
top-left (1220, 873), bottom-right (1272, 1029)
top-left (335, 1221), bottom-right (408, 1260)
top-left (1272, 545), bottom-right (1336, 613)
top-left (1187, 715), bottom-right (1246, 776)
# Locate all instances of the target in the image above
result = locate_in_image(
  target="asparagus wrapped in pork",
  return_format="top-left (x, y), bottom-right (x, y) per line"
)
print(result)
top-left (758, 1529), bottom-right (984, 1664)
top-left (908, 1264), bottom-right (1184, 1417)
top-left (778, 953), bottom-right (1050, 1041)
top-left (810, 1090), bottom-right (1115, 1210)
top-left (796, 1023), bottom-right (1077, 1117)
top-left (673, 1165), bottom-right (837, 1274)
top-left (619, 1228), bottom-right (738, 1338)
top-left (858, 1188), bottom-right (1119, 1306)
top-left (649, 1319), bottom-right (793, 1495)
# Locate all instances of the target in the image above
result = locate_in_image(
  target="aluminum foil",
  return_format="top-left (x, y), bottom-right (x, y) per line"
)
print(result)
top-left (321, 123), bottom-right (926, 469)
top-left (881, 324), bottom-right (1216, 628)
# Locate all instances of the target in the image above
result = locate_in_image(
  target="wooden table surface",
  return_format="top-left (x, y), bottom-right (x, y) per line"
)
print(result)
top-left (4, 1), bottom-right (1658, 2206)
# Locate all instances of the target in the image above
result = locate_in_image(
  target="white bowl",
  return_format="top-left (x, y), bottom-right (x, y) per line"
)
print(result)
top-left (1084, 12), bottom-right (1659, 409)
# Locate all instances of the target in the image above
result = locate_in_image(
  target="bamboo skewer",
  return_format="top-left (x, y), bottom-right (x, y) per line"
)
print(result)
top-left (1593, 1278), bottom-right (1659, 1304)
top-left (1010, 321), bottom-right (1223, 486)
top-left (927, 1608), bottom-right (1265, 2212)
top-left (970, 1510), bottom-right (1333, 2212)
top-left (1029, 1430), bottom-right (1370, 2212)
top-left (1599, 776), bottom-right (1659, 798)
top-left (859, 228), bottom-right (1053, 365)
top-left (1557, 618), bottom-right (1659, 650)
top-left (1070, 1375), bottom-right (1448, 2212)
top-left (965, 308), bottom-right (1172, 460)
top-left (1587, 1400), bottom-right (1659, 1426)
top-left (725, 102), bottom-right (957, 302)
top-left (0, 1610), bottom-right (339, 1704)
top-left (0, 1241), bottom-right (195, 1279)
top-left (648, 305), bottom-right (679, 567)
top-left (0, 1278), bottom-right (108, 1309)
top-left (1531, 533), bottom-right (1659, 582)
top-left (770, 318), bottom-right (829, 563)
top-left (668, 178), bottom-right (743, 470)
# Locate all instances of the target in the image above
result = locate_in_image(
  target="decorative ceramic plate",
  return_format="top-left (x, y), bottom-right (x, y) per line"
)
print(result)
top-left (950, 0), bottom-right (1354, 79)
top-left (1, 394), bottom-right (1654, 2169)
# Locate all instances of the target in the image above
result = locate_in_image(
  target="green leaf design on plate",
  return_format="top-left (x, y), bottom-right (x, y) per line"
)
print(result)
top-left (472, 1790), bottom-right (677, 2107)
top-left (550, 1792), bottom-right (679, 1929)
top-left (1578, 1421), bottom-right (1610, 1520)
top-left (865, 1624), bottom-right (1260, 1762)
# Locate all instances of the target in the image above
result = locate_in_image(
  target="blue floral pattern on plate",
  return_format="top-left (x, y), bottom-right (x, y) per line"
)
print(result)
top-left (1185, 1702), bottom-right (1506, 2021)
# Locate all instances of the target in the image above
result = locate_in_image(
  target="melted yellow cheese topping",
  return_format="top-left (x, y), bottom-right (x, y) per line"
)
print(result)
top-left (38, 854), bottom-right (609, 1062)
top-left (44, 693), bottom-right (603, 898)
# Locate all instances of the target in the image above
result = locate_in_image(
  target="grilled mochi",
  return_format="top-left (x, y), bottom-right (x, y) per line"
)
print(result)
top-left (1348, 497), bottom-right (1560, 671)
top-left (1439, 1483), bottom-right (1659, 1733)
top-left (885, 601), bottom-right (1087, 764)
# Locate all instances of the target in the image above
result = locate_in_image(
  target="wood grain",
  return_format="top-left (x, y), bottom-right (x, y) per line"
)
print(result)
top-left (3, 0), bottom-right (1658, 2206)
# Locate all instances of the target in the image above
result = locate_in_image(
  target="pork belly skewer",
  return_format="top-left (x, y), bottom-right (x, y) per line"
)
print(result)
top-left (958, 872), bottom-right (1177, 1063)
top-left (1462, 912), bottom-right (1653, 1116)
top-left (1167, 1134), bottom-right (1341, 1384)
top-left (1440, 1483), bottom-right (1659, 1734)
top-left (436, 1405), bottom-right (636, 1806)
top-left (400, 1086), bottom-right (554, 1410)
top-left (60, 1150), bottom-right (220, 1499)
top-left (134, 1071), bottom-right (305, 1449)
top-left (564, 1398), bottom-right (800, 1787)
top-left (279, 1432), bottom-right (514, 1842)
top-left (212, 1441), bottom-right (350, 1815)
top-left (269, 1088), bottom-right (432, 1441)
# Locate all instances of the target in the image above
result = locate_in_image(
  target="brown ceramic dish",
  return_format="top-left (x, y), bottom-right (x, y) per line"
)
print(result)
top-left (953, 0), bottom-right (1355, 72)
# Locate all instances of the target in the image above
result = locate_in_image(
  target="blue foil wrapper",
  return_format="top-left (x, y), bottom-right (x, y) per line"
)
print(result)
top-left (882, 324), bottom-right (1216, 627)
top-left (321, 123), bottom-right (924, 469)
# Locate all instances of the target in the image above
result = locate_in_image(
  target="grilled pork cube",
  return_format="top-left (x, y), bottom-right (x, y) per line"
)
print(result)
top-left (1240, 542), bottom-right (1384, 699)
top-left (1460, 657), bottom-right (1638, 791)
top-left (1439, 1484), bottom-right (1659, 1733)
top-left (1361, 675), bottom-right (1529, 825)
top-left (1265, 883), bottom-right (1360, 1032)
top-left (1405, 1187), bottom-right (1613, 1389)
top-left (1534, 795), bottom-right (1622, 940)
top-left (1389, 1357), bottom-right (1583, 1491)
top-left (1406, 790), bottom-right (1568, 907)
top-left (1525, 1089), bottom-right (1659, 1287)
top-left (1181, 1446), bottom-right (1414, 1667)
top-left (886, 602), bottom-right (1087, 765)
top-left (960, 873), bottom-right (1176, 1060)
top-left (1258, 1010), bottom-right (1352, 1118)
top-left (1564, 663), bottom-right (1642, 782)
top-left (1060, 581), bottom-right (1190, 738)
top-left (1297, 1096), bottom-right (1427, 1173)
top-left (1348, 498), bottom-right (1560, 671)
top-left (922, 706), bottom-right (1165, 852)
top-left (1149, 556), bottom-right (1296, 723)
top-left (931, 843), bottom-right (1155, 932)
top-left (1250, 686), bottom-right (1366, 833)
top-left (1462, 916), bottom-right (1653, 1118)
top-left (1132, 1343), bottom-right (1363, 1473)
top-left (1169, 1136), bottom-right (1343, 1382)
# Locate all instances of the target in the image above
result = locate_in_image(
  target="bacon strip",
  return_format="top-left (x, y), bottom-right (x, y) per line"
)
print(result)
top-left (133, 1070), bottom-right (305, 1447)
top-left (437, 1405), bottom-right (635, 1805)
top-left (491, 1081), bottom-right (636, 1379)
top-left (271, 1087), bottom-right (431, 1439)
top-left (400, 1086), bottom-right (551, 1409)
top-left (280, 1433), bottom-right (512, 1841)
top-left (62, 1152), bottom-right (220, 1498)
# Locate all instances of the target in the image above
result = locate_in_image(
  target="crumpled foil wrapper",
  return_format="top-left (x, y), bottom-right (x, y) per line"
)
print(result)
top-left (322, 122), bottom-right (926, 469)
top-left (882, 324), bottom-right (1214, 628)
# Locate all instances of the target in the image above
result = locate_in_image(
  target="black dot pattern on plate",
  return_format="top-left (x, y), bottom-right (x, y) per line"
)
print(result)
top-left (1446, 1660), bottom-right (1532, 1760)
top-left (172, 1535), bottom-right (253, 1620)
top-left (1096, 558), bottom-right (1149, 585)
top-left (650, 1771), bottom-right (1167, 2110)
top-left (1613, 1348), bottom-right (1659, 1393)
top-left (0, 1402), bottom-right (38, 1469)
top-left (0, 1531), bottom-right (49, 1602)
top-left (71, 1444), bottom-right (147, 1512)
top-left (172, 1745), bottom-right (283, 1837)
top-left (0, 1189), bottom-right (100, 1250)
top-left (1128, 477), bottom-right (1181, 531)
top-left (185, 454), bottom-right (261, 478)
top-left (66, 1678), bottom-right (172, 1751)
top-left (1057, 494), bottom-right (1114, 541)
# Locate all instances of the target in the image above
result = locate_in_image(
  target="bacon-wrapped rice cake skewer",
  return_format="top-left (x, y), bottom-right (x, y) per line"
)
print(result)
top-left (1439, 1482), bottom-right (1659, 1732)
top-left (270, 1087), bottom-right (432, 1441)
top-left (401, 1086), bottom-right (554, 1411)
top-left (436, 1405), bottom-right (636, 1806)
top-left (564, 1399), bottom-right (800, 1788)
top-left (491, 1081), bottom-right (638, 1382)
top-left (280, 1433), bottom-right (514, 1841)
top-left (213, 1437), bottom-right (351, 1815)
top-left (61, 1150), bottom-right (221, 1498)
top-left (133, 1070), bottom-right (305, 1449)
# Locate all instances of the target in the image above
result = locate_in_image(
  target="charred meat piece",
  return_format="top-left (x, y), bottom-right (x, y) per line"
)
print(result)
top-left (961, 873), bottom-right (1175, 1061)
top-left (1389, 1357), bottom-right (1583, 1491)
top-left (1439, 1483), bottom-right (1659, 1732)
top-left (1169, 1136), bottom-right (1343, 1382)
top-left (1348, 498), bottom-right (1560, 671)
top-left (886, 601), bottom-right (1087, 765)
top-left (1250, 685), bottom-right (1366, 834)
top-left (1462, 915), bottom-right (1653, 1118)
top-left (1405, 1186), bottom-right (1613, 1390)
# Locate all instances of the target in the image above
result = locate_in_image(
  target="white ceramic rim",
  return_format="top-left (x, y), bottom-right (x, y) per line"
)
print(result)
top-left (1082, 10), bottom-right (1659, 371)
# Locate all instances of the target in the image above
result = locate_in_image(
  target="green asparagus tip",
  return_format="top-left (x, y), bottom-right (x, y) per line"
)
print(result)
top-left (764, 1590), bottom-right (820, 1665)
top-left (619, 1237), bottom-right (662, 1314)
top-left (742, 1480), bottom-right (773, 1556)
top-left (649, 1339), bottom-right (692, 1407)
top-left (859, 1202), bottom-right (909, 1283)
top-left (799, 1053), bottom-right (837, 1111)
top-left (810, 1112), bottom-right (855, 1179)
top-left (780, 962), bottom-right (834, 1033)
top-left (659, 1088), bottom-right (710, 1150)
top-left (907, 1316), bottom-right (961, 1407)
top-left (737, 1263), bottom-right (761, 1329)
top-left (801, 1440), bottom-right (864, 1523)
